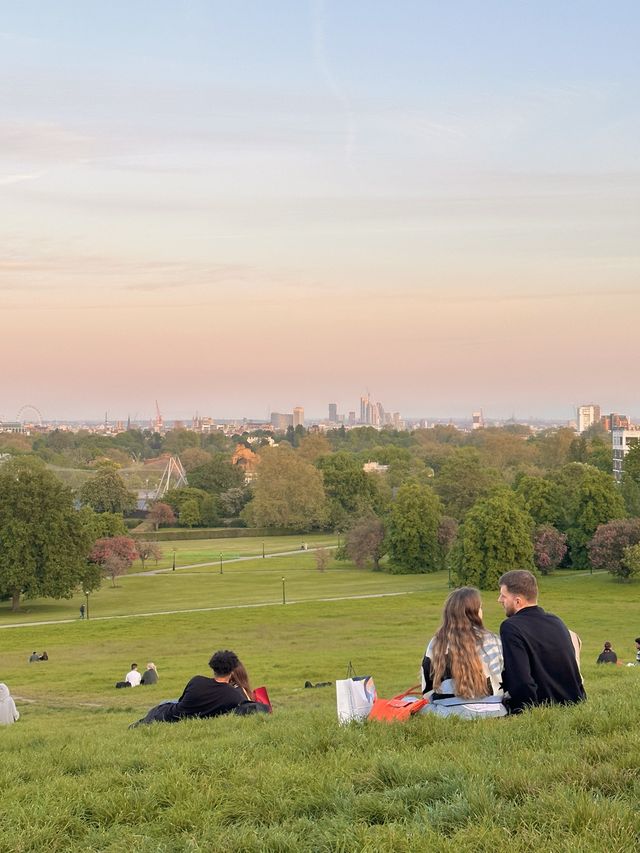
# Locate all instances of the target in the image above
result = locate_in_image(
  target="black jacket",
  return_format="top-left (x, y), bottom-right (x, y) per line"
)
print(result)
top-left (500, 605), bottom-right (585, 714)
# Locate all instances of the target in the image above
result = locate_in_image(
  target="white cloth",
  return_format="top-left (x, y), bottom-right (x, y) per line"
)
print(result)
top-left (126, 669), bottom-right (142, 687)
top-left (0, 683), bottom-right (20, 724)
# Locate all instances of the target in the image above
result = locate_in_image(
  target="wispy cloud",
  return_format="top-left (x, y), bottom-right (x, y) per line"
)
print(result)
top-left (311, 0), bottom-right (356, 162)
top-left (0, 172), bottom-right (42, 186)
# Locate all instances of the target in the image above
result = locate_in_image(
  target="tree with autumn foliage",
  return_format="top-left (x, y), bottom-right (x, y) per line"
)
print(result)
top-left (533, 525), bottom-right (567, 575)
top-left (89, 536), bottom-right (137, 587)
top-left (148, 502), bottom-right (176, 531)
top-left (588, 519), bottom-right (640, 576)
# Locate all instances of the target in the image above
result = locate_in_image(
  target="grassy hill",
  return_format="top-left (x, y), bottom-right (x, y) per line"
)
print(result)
top-left (1, 564), bottom-right (639, 851)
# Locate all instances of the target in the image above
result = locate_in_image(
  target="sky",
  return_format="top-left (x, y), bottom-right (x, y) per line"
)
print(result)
top-left (1, 1), bottom-right (639, 423)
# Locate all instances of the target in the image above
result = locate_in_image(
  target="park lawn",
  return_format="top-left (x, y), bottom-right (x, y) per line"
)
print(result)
top-left (0, 554), bottom-right (442, 627)
top-left (133, 533), bottom-right (340, 571)
top-left (1, 569), bottom-right (640, 851)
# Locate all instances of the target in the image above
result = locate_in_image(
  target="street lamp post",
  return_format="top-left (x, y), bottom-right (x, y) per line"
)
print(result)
top-left (172, 548), bottom-right (176, 572)
top-left (262, 541), bottom-right (265, 559)
top-left (84, 590), bottom-right (90, 620)
top-left (219, 553), bottom-right (223, 575)
top-left (448, 563), bottom-right (452, 589)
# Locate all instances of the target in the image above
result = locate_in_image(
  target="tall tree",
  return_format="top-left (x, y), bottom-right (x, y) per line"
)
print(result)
top-left (344, 516), bottom-right (386, 570)
top-left (317, 451), bottom-right (378, 530)
top-left (515, 475), bottom-right (563, 526)
top-left (79, 465), bottom-right (136, 514)
top-left (434, 448), bottom-right (504, 520)
top-left (188, 454), bottom-right (245, 495)
top-left (587, 519), bottom-right (640, 575)
top-left (0, 458), bottom-right (94, 610)
top-left (242, 445), bottom-right (327, 531)
top-left (533, 525), bottom-right (567, 575)
top-left (554, 463), bottom-right (626, 567)
top-left (147, 502), bottom-right (176, 531)
top-left (454, 492), bottom-right (535, 590)
top-left (387, 482), bottom-right (442, 573)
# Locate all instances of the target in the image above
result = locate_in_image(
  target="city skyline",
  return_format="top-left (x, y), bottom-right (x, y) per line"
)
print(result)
top-left (2, 2), bottom-right (639, 420)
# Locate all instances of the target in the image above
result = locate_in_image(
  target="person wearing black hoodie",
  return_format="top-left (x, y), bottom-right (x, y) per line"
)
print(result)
top-left (498, 570), bottom-right (586, 714)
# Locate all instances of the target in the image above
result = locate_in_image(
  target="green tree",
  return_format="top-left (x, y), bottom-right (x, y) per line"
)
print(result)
top-left (179, 499), bottom-right (201, 528)
top-left (434, 448), bottom-right (504, 520)
top-left (317, 452), bottom-right (378, 530)
top-left (621, 544), bottom-right (640, 581)
top-left (515, 475), bottom-right (563, 526)
top-left (0, 458), bottom-right (94, 611)
top-left (242, 445), bottom-right (327, 531)
top-left (554, 464), bottom-right (626, 567)
top-left (387, 482), bottom-right (442, 573)
top-left (454, 492), bottom-right (535, 590)
top-left (188, 455), bottom-right (245, 495)
top-left (79, 465), bottom-right (136, 514)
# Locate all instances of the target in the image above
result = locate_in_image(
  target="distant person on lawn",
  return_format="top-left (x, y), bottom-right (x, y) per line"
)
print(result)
top-left (498, 570), bottom-right (586, 714)
top-left (0, 683), bottom-right (20, 725)
top-left (126, 663), bottom-right (142, 687)
top-left (29, 651), bottom-right (40, 663)
top-left (635, 638), bottom-right (640, 665)
top-left (129, 650), bottom-right (266, 727)
top-left (140, 662), bottom-right (159, 685)
top-left (596, 642), bottom-right (618, 664)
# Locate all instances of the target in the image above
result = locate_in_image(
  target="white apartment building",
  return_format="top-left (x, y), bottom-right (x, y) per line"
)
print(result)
top-left (612, 426), bottom-right (640, 482)
top-left (577, 403), bottom-right (600, 433)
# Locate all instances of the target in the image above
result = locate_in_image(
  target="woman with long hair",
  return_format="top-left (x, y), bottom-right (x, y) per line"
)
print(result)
top-left (229, 661), bottom-right (253, 701)
top-left (421, 587), bottom-right (503, 711)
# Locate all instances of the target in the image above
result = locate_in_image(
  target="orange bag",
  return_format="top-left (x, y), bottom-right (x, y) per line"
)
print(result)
top-left (368, 684), bottom-right (428, 722)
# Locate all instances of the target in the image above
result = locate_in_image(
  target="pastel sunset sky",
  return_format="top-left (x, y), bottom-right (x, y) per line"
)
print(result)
top-left (1, 1), bottom-right (639, 422)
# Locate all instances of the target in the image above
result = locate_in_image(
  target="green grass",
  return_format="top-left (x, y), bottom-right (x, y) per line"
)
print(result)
top-left (2, 568), bottom-right (640, 851)
top-left (133, 533), bottom-right (339, 571)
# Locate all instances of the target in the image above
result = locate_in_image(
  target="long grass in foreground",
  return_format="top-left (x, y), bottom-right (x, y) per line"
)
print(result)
top-left (1, 675), bottom-right (639, 852)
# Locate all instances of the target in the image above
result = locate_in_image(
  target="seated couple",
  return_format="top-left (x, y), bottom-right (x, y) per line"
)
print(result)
top-left (130, 650), bottom-right (268, 727)
top-left (421, 570), bottom-right (586, 717)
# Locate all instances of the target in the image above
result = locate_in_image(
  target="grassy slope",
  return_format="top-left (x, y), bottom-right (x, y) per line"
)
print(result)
top-left (1, 568), bottom-right (640, 851)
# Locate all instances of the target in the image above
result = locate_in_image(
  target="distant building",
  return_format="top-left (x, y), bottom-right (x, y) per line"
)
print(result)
top-left (0, 421), bottom-right (23, 433)
top-left (601, 412), bottom-right (630, 431)
top-left (577, 403), bottom-right (601, 433)
top-left (348, 411), bottom-right (356, 425)
top-left (328, 403), bottom-right (338, 422)
top-left (613, 426), bottom-right (640, 482)
top-left (270, 412), bottom-right (293, 431)
top-left (293, 407), bottom-right (304, 428)
top-left (360, 396), bottom-right (367, 424)
top-left (363, 461), bottom-right (389, 474)
top-left (472, 411), bottom-right (484, 430)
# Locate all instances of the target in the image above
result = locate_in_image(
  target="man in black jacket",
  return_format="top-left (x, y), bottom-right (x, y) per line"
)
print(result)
top-left (498, 570), bottom-right (586, 714)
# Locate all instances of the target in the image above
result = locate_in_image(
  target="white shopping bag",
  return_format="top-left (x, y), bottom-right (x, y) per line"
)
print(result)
top-left (336, 676), bottom-right (377, 724)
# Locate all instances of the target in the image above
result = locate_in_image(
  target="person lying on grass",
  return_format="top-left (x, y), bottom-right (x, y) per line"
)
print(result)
top-left (129, 650), bottom-right (268, 727)
top-left (420, 586), bottom-right (506, 718)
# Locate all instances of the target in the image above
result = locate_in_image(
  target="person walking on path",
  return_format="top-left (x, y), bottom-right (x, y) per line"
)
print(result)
top-left (79, 603), bottom-right (85, 619)
top-left (498, 570), bottom-right (586, 714)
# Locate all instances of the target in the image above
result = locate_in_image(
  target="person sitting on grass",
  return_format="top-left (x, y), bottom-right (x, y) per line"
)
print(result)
top-left (0, 683), bottom-right (20, 725)
top-left (140, 662), bottom-right (159, 685)
top-left (498, 570), bottom-right (586, 714)
top-left (596, 642), bottom-right (618, 664)
top-left (421, 586), bottom-right (505, 717)
top-left (229, 660), bottom-right (253, 700)
top-left (129, 650), bottom-right (267, 727)
top-left (126, 663), bottom-right (142, 687)
top-left (29, 651), bottom-right (40, 663)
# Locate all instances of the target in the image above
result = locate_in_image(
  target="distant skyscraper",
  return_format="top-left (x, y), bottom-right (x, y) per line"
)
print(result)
top-left (270, 412), bottom-right (293, 431)
top-left (360, 396), bottom-right (367, 424)
top-left (613, 425), bottom-right (640, 482)
top-left (472, 411), bottom-right (484, 430)
top-left (293, 407), bottom-right (304, 427)
top-left (328, 403), bottom-right (338, 422)
top-left (577, 403), bottom-right (600, 433)
top-left (348, 411), bottom-right (356, 425)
